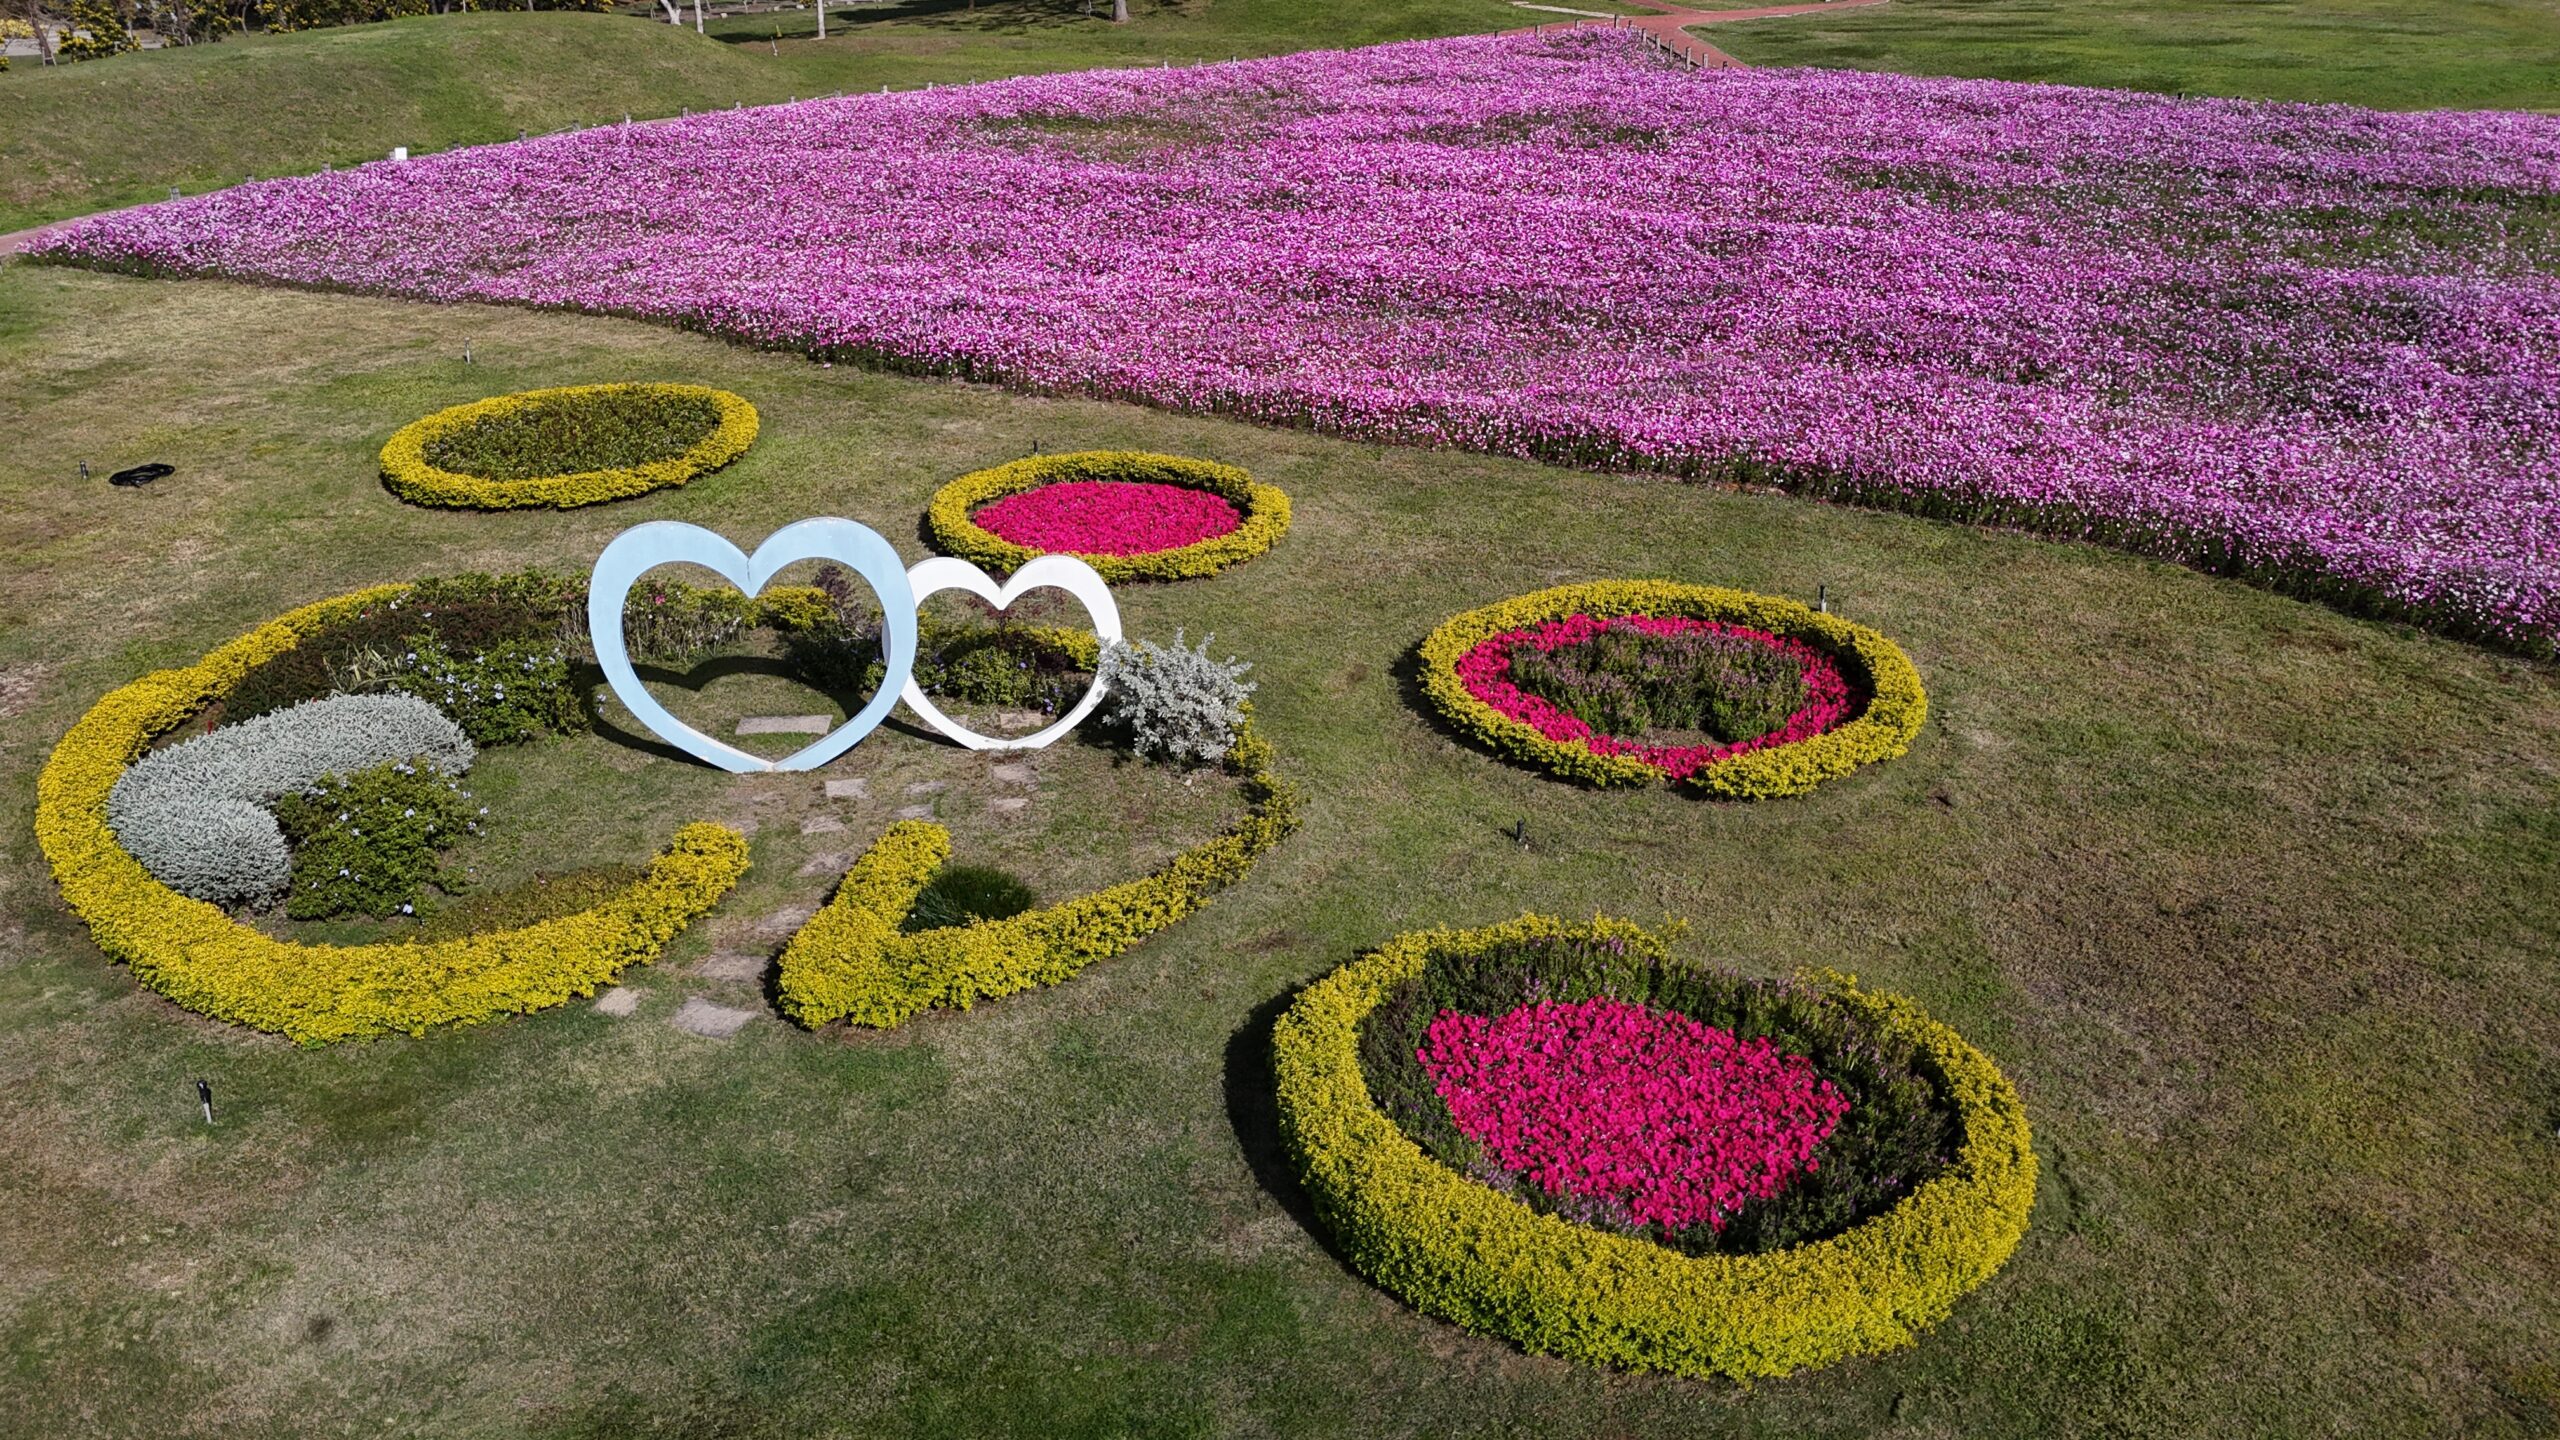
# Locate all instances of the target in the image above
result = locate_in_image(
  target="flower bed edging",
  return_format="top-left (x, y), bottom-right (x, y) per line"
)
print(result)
top-left (775, 719), bottom-right (1299, 1028)
top-left (1271, 913), bottom-right (2037, 1383)
top-left (927, 451), bottom-right (1291, 582)
top-left (378, 383), bottom-right (759, 510)
top-left (35, 585), bottom-right (749, 1044)
top-left (1417, 580), bottom-right (1927, 799)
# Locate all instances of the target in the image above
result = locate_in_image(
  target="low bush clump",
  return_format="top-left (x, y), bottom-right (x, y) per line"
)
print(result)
top-left (1273, 914), bottom-right (2036, 1382)
top-left (928, 451), bottom-right (1291, 582)
top-left (223, 571), bottom-right (584, 727)
top-left (414, 865), bottom-right (648, 941)
top-left (105, 692), bottom-right (473, 907)
top-left (1096, 630), bottom-right (1254, 764)
top-left (1507, 616), bottom-right (1808, 744)
top-left (378, 635), bottom-right (586, 747)
top-left (777, 720), bottom-right (1299, 1029)
top-left (275, 759), bottom-right (481, 920)
top-left (379, 383), bottom-right (758, 510)
top-left (39, 585), bottom-right (748, 1043)
top-left (774, 562), bottom-right (1101, 719)
top-left (902, 863), bottom-right (1039, 933)
top-left (1419, 581), bottom-right (1927, 799)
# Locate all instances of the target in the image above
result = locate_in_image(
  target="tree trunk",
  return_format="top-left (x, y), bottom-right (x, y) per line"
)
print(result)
top-left (1112, 0), bottom-right (1127, 21)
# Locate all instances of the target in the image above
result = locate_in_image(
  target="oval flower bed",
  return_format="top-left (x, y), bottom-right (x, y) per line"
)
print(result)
top-left (379, 383), bottom-right (759, 510)
top-left (1272, 914), bottom-right (2036, 1382)
top-left (33, 585), bottom-right (749, 1044)
top-left (1418, 580), bottom-right (1926, 799)
top-left (927, 450), bottom-right (1290, 582)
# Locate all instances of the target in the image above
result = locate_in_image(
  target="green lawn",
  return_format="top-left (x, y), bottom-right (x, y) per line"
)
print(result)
top-left (0, 2), bottom-right (1539, 234)
top-left (2, 263), bottom-right (2556, 1438)
top-left (1712, 0), bottom-right (2560, 110)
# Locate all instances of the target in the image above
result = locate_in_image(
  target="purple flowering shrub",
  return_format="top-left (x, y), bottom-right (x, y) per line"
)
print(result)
top-left (40, 30), bottom-right (2560, 648)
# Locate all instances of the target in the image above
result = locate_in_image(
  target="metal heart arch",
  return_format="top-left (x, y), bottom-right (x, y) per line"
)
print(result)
top-left (588, 518), bottom-right (919, 773)
top-left (899, 555), bottom-right (1122, 752)
top-left (588, 520), bottom-right (1118, 771)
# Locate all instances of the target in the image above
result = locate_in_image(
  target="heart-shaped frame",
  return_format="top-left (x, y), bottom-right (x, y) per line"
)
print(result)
top-left (589, 518), bottom-right (919, 773)
top-left (900, 555), bottom-right (1121, 752)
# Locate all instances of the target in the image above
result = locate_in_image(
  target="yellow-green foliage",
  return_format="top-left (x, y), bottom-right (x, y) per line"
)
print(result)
top-left (927, 450), bottom-right (1291, 582)
top-left (35, 587), bottom-right (749, 1045)
top-left (1417, 580), bottom-right (1928, 799)
top-left (378, 383), bottom-right (758, 510)
top-left (1271, 914), bottom-right (2035, 1383)
top-left (777, 723), bottom-right (1299, 1028)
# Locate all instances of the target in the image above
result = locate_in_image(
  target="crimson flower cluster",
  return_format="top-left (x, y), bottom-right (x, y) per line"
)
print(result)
top-left (972, 479), bottom-right (1242, 556)
top-left (1420, 996), bottom-right (1848, 1234)
top-left (1455, 613), bottom-right (1853, 780)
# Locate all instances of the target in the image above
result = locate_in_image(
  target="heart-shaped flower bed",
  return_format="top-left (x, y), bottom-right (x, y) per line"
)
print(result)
top-left (973, 479), bottom-right (1242, 556)
top-left (1422, 995), bottom-right (1846, 1234)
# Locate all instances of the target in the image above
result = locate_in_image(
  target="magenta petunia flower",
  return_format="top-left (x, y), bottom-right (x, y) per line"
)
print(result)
top-left (974, 479), bottom-right (1242, 556)
top-left (1421, 996), bottom-right (1847, 1233)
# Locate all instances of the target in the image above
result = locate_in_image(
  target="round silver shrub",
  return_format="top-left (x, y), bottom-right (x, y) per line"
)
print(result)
top-left (106, 693), bottom-right (475, 906)
top-left (1095, 629), bottom-right (1255, 764)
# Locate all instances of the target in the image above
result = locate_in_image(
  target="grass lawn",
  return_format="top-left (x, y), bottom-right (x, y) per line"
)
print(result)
top-left (1713, 0), bottom-right (2560, 110)
top-left (2, 262), bottom-right (2556, 1437)
top-left (0, 2), bottom-right (1540, 233)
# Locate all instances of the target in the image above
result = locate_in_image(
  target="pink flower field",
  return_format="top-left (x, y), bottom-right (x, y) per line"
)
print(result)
top-left (37, 30), bottom-right (2560, 648)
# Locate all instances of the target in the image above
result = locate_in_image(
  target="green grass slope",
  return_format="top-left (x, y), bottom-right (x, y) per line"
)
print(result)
top-left (0, 2), bottom-right (1535, 234)
top-left (1713, 0), bottom-right (2560, 112)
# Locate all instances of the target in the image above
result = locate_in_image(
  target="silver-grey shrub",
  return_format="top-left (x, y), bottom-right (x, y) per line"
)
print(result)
top-left (1095, 629), bottom-right (1255, 764)
top-left (106, 693), bottom-right (474, 907)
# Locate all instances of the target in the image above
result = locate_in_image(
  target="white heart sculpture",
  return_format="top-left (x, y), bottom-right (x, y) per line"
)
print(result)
top-left (589, 518), bottom-right (919, 773)
top-left (900, 555), bottom-right (1122, 752)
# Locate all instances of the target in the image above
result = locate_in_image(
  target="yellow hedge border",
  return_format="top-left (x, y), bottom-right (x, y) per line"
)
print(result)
top-left (776, 720), bottom-right (1299, 1028)
top-left (379, 383), bottom-right (759, 510)
top-left (35, 585), bottom-right (750, 1045)
top-left (1417, 581), bottom-right (1928, 800)
top-left (926, 450), bottom-right (1291, 582)
top-left (1272, 914), bottom-right (2036, 1383)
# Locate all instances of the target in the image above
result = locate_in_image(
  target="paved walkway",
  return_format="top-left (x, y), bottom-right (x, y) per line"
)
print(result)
top-left (1524, 0), bottom-right (1891, 70)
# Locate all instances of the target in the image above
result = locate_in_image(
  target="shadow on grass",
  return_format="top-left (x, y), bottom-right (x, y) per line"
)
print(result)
top-left (1221, 982), bottom-right (1361, 1273)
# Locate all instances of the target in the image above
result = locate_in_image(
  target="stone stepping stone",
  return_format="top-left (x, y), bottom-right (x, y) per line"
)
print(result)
top-left (750, 903), bottom-right (817, 940)
top-left (824, 778), bottom-right (869, 801)
top-left (671, 997), bottom-right (756, 1038)
top-left (990, 762), bottom-right (1036, 785)
top-left (801, 815), bottom-right (848, 836)
top-left (987, 796), bottom-right (1030, 816)
top-left (797, 852), bottom-right (851, 878)
top-left (894, 804), bottom-right (935, 821)
top-left (738, 715), bottom-right (832, 736)
top-left (694, 951), bottom-right (767, 983)
top-left (905, 780), bottom-right (949, 796)
top-left (593, 987), bottom-right (640, 1017)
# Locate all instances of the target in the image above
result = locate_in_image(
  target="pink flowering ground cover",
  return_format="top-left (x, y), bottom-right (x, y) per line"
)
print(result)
top-left (36, 30), bottom-right (2560, 649)
top-left (1456, 614), bottom-right (1856, 780)
top-left (1420, 996), bottom-right (1848, 1234)
top-left (973, 479), bottom-right (1242, 556)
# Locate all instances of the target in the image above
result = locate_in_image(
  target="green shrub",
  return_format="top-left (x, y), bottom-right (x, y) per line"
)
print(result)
top-left (415, 865), bottom-right (649, 940)
top-left (418, 387), bottom-right (722, 481)
top-left (1508, 619), bottom-right (1807, 743)
top-left (275, 760), bottom-right (479, 920)
top-left (223, 571), bottom-right (576, 722)
top-left (382, 636), bottom-right (586, 747)
top-left (901, 863), bottom-right (1038, 933)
